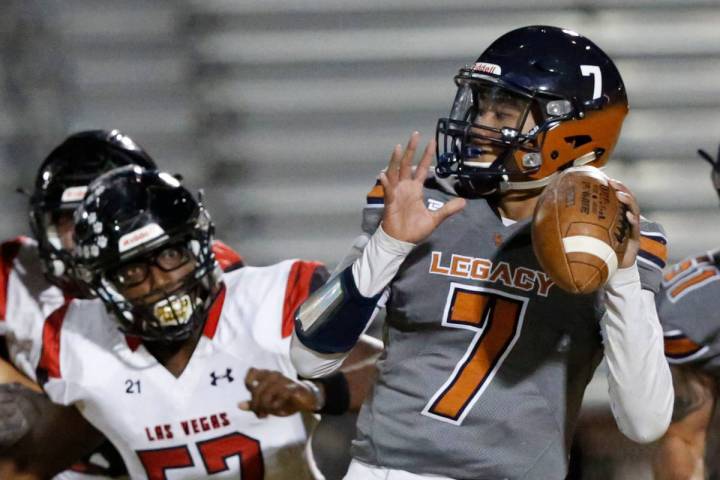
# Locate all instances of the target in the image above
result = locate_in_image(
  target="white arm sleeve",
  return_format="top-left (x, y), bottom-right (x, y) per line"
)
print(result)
top-left (351, 225), bottom-right (415, 297)
top-left (601, 262), bottom-right (674, 443)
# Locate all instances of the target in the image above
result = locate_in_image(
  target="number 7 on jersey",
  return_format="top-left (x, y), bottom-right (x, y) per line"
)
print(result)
top-left (422, 284), bottom-right (528, 425)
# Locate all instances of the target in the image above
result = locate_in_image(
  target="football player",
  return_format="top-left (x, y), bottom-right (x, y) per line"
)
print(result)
top-left (290, 25), bottom-right (674, 479)
top-left (653, 145), bottom-right (720, 480)
top-left (0, 130), bottom-right (244, 479)
top-left (1, 129), bottom-right (158, 479)
top-left (0, 166), bottom-right (377, 479)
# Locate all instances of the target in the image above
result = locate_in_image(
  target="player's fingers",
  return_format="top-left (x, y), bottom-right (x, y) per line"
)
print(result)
top-left (257, 382), bottom-right (295, 416)
top-left (616, 191), bottom-right (640, 233)
top-left (237, 400), bottom-right (250, 411)
top-left (609, 179), bottom-right (635, 205)
top-left (433, 197), bottom-right (466, 224)
top-left (399, 132), bottom-right (420, 180)
top-left (615, 188), bottom-right (639, 215)
top-left (247, 373), bottom-right (278, 413)
top-left (244, 368), bottom-right (260, 391)
top-left (609, 179), bottom-right (640, 225)
top-left (386, 144), bottom-right (403, 184)
top-left (245, 368), bottom-right (271, 394)
top-left (414, 139), bottom-right (436, 185)
top-left (378, 172), bottom-right (394, 204)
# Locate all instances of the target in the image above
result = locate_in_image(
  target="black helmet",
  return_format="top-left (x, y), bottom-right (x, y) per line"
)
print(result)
top-left (73, 166), bottom-right (220, 342)
top-left (698, 145), bottom-right (720, 200)
top-left (29, 129), bottom-right (157, 290)
top-left (436, 25), bottom-right (628, 195)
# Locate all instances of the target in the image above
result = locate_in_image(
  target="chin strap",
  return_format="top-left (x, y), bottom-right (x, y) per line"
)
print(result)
top-left (498, 151), bottom-right (599, 192)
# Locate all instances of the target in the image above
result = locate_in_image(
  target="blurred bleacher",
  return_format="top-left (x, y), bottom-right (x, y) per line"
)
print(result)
top-left (1, 0), bottom-right (719, 266)
top-left (186, 0), bottom-right (720, 265)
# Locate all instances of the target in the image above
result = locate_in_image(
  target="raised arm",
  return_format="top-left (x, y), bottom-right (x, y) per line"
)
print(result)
top-left (290, 133), bottom-right (464, 378)
top-left (601, 180), bottom-right (674, 443)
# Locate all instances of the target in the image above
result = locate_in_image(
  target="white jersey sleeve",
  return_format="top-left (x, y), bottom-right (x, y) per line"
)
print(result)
top-left (0, 236), bottom-right (65, 381)
top-left (228, 259), bottom-right (327, 377)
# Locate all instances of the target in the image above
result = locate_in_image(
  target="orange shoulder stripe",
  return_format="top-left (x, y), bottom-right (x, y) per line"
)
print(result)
top-left (670, 269), bottom-right (718, 298)
top-left (664, 336), bottom-right (703, 357)
top-left (640, 236), bottom-right (668, 263)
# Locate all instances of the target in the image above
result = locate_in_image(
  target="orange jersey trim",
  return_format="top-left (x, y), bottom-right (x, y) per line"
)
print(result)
top-left (670, 269), bottom-right (718, 298)
top-left (639, 236), bottom-right (668, 263)
top-left (366, 181), bottom-right (385, 205)
top-left (665, 336), bottom-right (703, 357)
top-left (663, 259), bottom-right (693, 283)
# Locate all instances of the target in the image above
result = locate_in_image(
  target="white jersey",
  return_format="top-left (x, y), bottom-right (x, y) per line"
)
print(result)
top-left (0, 236), bottom-right (65, 380)
top-left (40, 259), bottom-right (325, 480)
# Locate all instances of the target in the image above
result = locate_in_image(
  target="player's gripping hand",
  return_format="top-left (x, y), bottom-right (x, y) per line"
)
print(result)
top-left (380, 132), bottom-right (466, 244)
top-left (608, 179), bottom-right (640, 269)
top-left (239, 368), bottom-right (319, 419)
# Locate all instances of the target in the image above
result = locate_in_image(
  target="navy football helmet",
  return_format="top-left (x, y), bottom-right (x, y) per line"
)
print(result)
top-left (436, 25), bottom-right (628, 195)
top-left (73, 166), bottom-right (220, 342)
top-left (29, 129), bottom-right (156, 291)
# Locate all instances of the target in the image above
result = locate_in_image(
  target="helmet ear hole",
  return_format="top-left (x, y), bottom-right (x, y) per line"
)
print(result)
top-left (564, 135), bottom-right (592, 149)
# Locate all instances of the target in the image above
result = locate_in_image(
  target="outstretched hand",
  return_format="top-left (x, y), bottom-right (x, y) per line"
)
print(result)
top-left (380, 132), bottom-right (466, 244)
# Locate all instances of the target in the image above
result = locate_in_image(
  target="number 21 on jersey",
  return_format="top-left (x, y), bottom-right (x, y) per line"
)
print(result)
top-left (422, 284), bottom-right (528, 425)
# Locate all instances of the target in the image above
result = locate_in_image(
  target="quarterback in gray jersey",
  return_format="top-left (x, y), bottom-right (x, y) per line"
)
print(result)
top-left (292, 26), bottom-right (673, 480)
top-left (654, 145), bottom-right (720, 480)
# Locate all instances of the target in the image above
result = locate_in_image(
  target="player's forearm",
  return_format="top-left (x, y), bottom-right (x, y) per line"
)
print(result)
top-left (0, 383), bottom-right (104, 476)
top-left (602, 263), bottom-right (674, 443)
top-left (291, 226), bottom-right (410, 376)
top-left (653, 435), bottom-right (705, 480)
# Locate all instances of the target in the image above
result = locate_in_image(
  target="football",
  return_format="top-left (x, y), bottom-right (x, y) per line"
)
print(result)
top-left (532, 166), bottom-right (630, 294)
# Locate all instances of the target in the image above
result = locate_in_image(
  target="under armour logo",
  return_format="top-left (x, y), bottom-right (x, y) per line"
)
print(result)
top-left (210, 368), bottom-right (234, 386)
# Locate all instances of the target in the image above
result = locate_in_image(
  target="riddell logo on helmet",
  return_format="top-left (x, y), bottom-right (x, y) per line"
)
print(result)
top-left (61, 186), bottom-right (88, 203)
top-left (118, 223), bottom-right (165, 253)
top-left (472, 62), bottom-right (502, 75)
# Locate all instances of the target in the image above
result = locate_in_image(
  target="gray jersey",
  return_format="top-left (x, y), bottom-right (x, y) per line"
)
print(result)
top-left (352, 175), bottom-right (667, 479)
top-left (657, 250), bottom-right (720, 374)
top-left (657, 251), bottom-right (720, 480)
